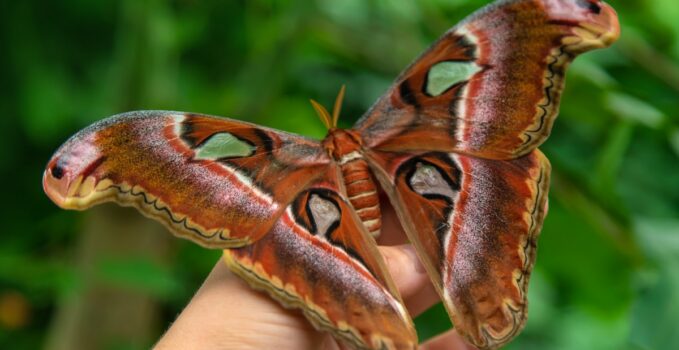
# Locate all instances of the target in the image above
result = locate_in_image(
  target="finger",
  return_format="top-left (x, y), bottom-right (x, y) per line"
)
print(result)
top-left (420, 329), bottom-right (478, 350)
top-left (155, 260), bottom-right (327, 349)
top-left (376, 195), bottom-right (409, 246)
top-left (378, 244), bottom-right (441, 316)
top-left (380, 245), bottom-right (475, 349)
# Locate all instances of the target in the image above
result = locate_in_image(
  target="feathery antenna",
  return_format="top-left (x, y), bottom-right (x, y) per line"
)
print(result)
top-left (310, 85), bottom-right (346, 130)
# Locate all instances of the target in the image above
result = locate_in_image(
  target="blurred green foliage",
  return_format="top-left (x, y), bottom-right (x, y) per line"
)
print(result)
top-left (0, 0), bottom-right (677, 349)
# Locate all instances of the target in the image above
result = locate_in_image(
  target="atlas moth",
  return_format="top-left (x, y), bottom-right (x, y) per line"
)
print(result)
top-left (43, 1), bottom-right (619, 349)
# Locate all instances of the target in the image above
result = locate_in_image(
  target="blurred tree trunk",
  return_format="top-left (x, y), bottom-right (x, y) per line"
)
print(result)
top-left (45, 0), bottom-right (178, 349)
top-left (45, 206), bottom-right (172, 350)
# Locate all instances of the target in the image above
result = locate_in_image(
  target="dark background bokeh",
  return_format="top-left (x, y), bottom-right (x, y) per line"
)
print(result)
top-left (1, 1), bottom-right (677, 349)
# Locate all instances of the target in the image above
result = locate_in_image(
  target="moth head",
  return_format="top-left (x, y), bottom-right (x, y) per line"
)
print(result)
top-left (43, 130), bottom-right (107, 209)
top-left (323, 129), bottom-right (364, 162)
top-left (544, 0), bottom-right (620, 53)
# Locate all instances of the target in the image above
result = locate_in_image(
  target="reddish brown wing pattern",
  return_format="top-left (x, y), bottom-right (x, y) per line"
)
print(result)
top-left (43, 111), bottom-right (329, 248)
top-left (355, 1), bottom-right (618, 348)
top-left (43, 111), bottom-right (417, 349)
top-left (368, 150), bottom-right (550, 349)
top-left (355, 0), bottom-right (619, 159)
top-left (224, 170), bottom-right (417, 350)
top-left (41, 1), bottom-right (620, 349)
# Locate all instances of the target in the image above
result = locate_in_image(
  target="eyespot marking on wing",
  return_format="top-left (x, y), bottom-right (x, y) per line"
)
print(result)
top-left (425, 61), bottom-right (482, 97)
top-left (194, 132), bottom-right (256, 160)
top-left (576, 0), bottom-right (601, 14)
top-left (308, 193), bottom-right (341, 237)
top-left (409, 162), bottom-right (459, 199)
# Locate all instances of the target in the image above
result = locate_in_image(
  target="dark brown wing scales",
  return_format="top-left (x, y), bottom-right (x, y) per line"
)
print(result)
top-left (224, 173), bottom-right (416, 350)
top-left (355, 0), bottom-right (619, 159)
top-left (396, 153), bottom-right (462, 268)
top-left (356, 4), bottom-right (618, 346)
top-left (42, 2), bottom-right (620, 350)
top-left (43, 111), bottom-right (330, 248)
top-left (367, 149), bottom-right (550, 349)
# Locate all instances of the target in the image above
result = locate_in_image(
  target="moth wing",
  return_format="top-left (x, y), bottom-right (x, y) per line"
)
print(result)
top-left (43, 111), bottom-right (329, 248)
top-left (224, 169), bottom-right (417, 350)
top-left (367, 149), bottom-right (550, 349)
top-left (355, 0), bottom-right (619, 159)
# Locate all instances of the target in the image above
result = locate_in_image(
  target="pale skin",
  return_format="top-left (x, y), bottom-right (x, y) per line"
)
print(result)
top-left (155, 202), bottom-right (477, 350)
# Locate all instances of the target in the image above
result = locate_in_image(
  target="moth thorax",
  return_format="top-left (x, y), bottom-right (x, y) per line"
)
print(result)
top-left (323, 128), bottom-right (363, 160)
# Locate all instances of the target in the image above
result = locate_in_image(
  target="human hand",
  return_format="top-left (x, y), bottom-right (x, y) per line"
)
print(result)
top-left (155, 205), bottom-right (477, 350)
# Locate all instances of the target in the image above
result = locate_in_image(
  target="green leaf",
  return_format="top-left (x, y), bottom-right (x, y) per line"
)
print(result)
top-left (96, 256), bottom-right (182, 300)
top-left (605, 92), bottom-right (665, 128)
top-left (629, 218), bottom-right (679, 349)
top-left (669, 128), bottom-right (679, 158)
top-left (414, 302), bottom-right (451, 342)
top-left (537, 200), bottom-right (634, 314)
